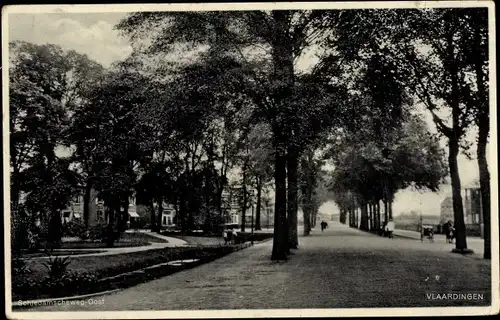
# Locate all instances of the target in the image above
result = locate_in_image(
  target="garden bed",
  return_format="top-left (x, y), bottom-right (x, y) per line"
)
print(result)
top-left (12, 244), bottom-right (251, 302)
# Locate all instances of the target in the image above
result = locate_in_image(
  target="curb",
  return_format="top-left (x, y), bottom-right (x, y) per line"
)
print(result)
top-left (12, 289), bottom-right (121, 309)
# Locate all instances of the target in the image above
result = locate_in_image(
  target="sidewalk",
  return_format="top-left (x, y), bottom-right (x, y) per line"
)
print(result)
top-left (26, 232), bottom-right (188, 260)
top-left (26, 221), bottom-right (491, 311)
top-left (394, 229), bottom-right (485, 255)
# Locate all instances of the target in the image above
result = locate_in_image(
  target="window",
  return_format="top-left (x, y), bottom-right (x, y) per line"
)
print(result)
top-left (475, 214), bottom-right (480, 224)
top-left (162, 216), bottom-right (167, 226)
top-left (167, 217), bottom-right (172, 225)
top-left (63, 211), bottom-right (71, 218)
top-left (97, 210), bottom-right (104, 221)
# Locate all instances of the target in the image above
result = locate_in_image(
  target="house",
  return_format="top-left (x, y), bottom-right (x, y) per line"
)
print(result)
top-left (439, 186), bottom-right (483, 238)
top-left (61, 188), bottom-right (99, 225)
top-left (60, 189), bottom-right (173, 229)
top-left (221, 185), bottom-right (275, 229)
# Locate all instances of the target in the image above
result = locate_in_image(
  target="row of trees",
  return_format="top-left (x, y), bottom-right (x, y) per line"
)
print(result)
top-left (10, 8), bottom-right (490, 260)
top-left (9, 40), bottom-right (283, 248)
top-left (328, 8), bottom-right (490, 258)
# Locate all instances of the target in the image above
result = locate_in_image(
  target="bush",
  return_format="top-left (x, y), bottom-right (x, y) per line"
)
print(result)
top-left (88, 224), bottom-right (108, 241)
top-left (62, 221), bottom-right (88, 239)
top-left (43, 256), bottom-right (71, 279)
top-left (202, 214), bottom-right (225, 235)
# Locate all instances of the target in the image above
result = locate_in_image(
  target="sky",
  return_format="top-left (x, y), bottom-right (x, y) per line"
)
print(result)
top-left (6, 12), bottom-right (492, 217)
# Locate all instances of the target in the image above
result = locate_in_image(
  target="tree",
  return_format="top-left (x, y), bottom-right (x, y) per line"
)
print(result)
top-left (459, 9), bottom-right (490, 259)
top-left (78, 60), bottom-right (152, 246)
top-left (246, 123), bottom-right (274, 231)
top-left (399, 9), bottom-right (483, 253)
top-left (117, 10), bottom-right (385, 259)
top-left (9, 41), bottom-right (93, 247)
top-left (328, 111), bottom-right (448, 234)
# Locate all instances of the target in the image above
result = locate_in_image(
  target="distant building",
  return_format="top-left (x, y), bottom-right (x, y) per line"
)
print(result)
top-left (439, 186), bottom-right (483, 238)
top-left (222, 185), bottom-right (275, 229)
top-left (440, 197), bottom-right (454, 224)
top-left (61, 187), bottom-right (100, 225)
top-left (60, 189), bottom-right (176, 229)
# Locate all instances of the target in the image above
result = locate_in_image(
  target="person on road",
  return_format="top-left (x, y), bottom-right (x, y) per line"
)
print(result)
top-left (232, 229), bottom-right (238, 244)
top-left (227, 228), bottom-right (233, 245)
top-left (320, 221), bottom-right (328, 232)
top-left (386, 219), bottom-right (395, 239)
top-left (447, 221), bottom-right (455, 244)
top-left (223, 228), bottom-right (228, 245)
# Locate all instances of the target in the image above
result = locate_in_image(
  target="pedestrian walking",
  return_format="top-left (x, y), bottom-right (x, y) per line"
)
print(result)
top-left (227, 228), bottom-right (233, 245)
top-left (223, 228), bottom-right (228, 245)
top-left (386, 219), bottom-right (395, 239)
top-left (232, 229), bottom-right (238, 244)
top-left (445, 221), bottom-right (454, 243)
top-left (381, 221), bottom-right (387, 237)
top-left (320, 221), bottom-right (327, 232)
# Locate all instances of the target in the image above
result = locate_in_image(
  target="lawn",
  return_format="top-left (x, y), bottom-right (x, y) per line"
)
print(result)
top-left (13, 244), bottom-right (249, 301)
top-left (21, 246), bottom-right (227, 284)
top-left (44, 231), bottom-right (168, 250)
top-left (120, 232), bottom-right (169, 243)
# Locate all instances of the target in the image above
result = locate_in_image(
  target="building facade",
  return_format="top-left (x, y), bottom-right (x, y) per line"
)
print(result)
top-left (60, 189), bottom-right (177, 229)
top-left (439, 186), bottom-right (483, 238)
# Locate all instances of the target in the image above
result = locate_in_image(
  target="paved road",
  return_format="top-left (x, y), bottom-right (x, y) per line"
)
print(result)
top-left (24, 221), bottom-right (491, 310)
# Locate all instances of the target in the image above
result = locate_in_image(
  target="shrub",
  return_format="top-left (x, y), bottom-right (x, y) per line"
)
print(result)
top-left (62, 221), bottom-right (88, 239)
top-left (88, 224), bottom-right (108, 241)
top-left (12, 257), bottom-right (31, 277)
top-left (43, 256), bottom-right (71, 280)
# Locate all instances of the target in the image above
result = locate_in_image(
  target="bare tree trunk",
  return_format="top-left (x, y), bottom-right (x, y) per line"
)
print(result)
top-left (272, 150), bottom-right (288, 260)
top-left (83, 179), bottom-right (92, 228)
top-left (383, 199), bottom-right (388, 223)
top-left (270, 10), bottom-right (294, 259)
top-left (287, 149), bottom-right (299, 249)
top-left (155, 198), bottom-right (163, 232)
top-left (255, 177), bottom-right (262, 231)
top-left (360, 202), bottom-right (369, 231)
top-left (449, 138), bottom-right (468, 251)
top-left (388, 194), bottom-right (393, 220)
top-left (149, 200), bottom-right (156, 231)
top-left (241, 163), bottom-right (247, 232)
top-left (472, 20), bottom-right (490, 259)
top-left (376, 201), bottom-right (381, 230)
top-left (478, 139), bottom-right (490, 259)
top-left (303, 204), bottom-right (311, 236)
top-left (368, 202), bottom-right (373, 231)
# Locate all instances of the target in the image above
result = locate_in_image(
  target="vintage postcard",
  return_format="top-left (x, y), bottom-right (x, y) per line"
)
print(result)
top-left (2, 1), bottom-right (498, 319)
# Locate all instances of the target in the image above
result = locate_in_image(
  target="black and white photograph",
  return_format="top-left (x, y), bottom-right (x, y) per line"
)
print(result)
top-left (2, 2), bottom-right (498, 318)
